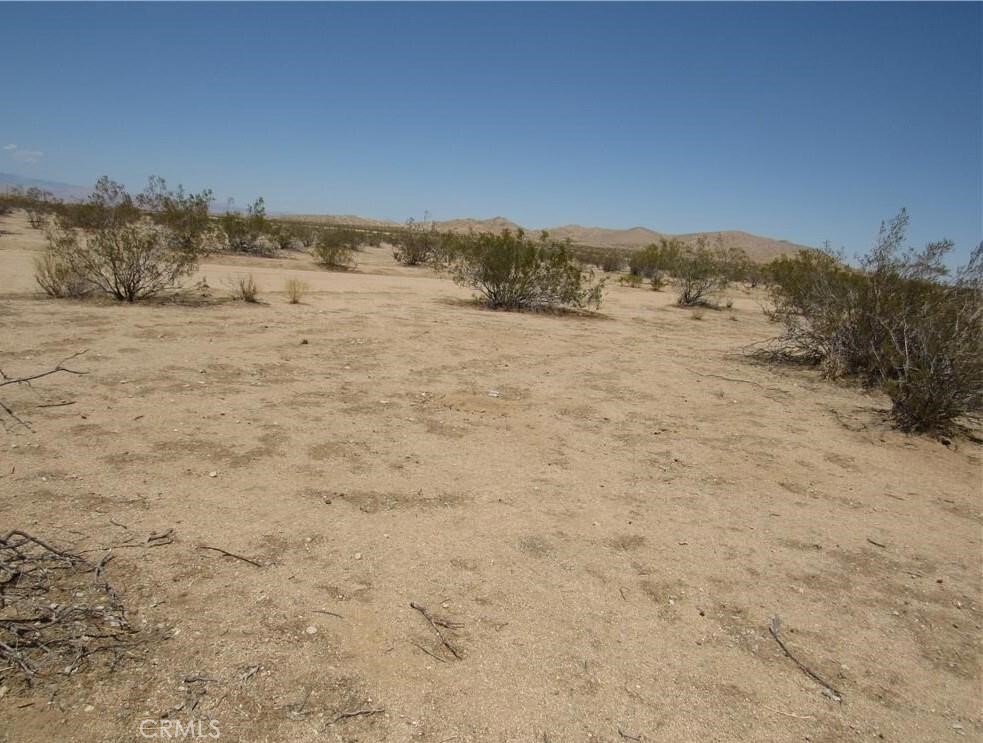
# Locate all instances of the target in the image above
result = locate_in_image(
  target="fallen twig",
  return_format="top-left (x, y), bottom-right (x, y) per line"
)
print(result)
top-left (866, 538), bottom-right (887, 549)
top-left (0, 352), bottom-right (88, 430)
top-left (197, 545), bottom-right (262, 568)
top-left (332, 707), bottom-right (385, 723)
top-left (408, 640), bottom-right (447, 663)
top-left (410, 601), bottom-right (462, 660)
top-left (768, 616), bottom-right (842, 702)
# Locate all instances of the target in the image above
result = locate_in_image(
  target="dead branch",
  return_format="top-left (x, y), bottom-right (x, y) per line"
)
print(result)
top-left (768, 616), bottom-right (842, 702)
top-left (197, 545), bottom-right (262, 568)
top-left (0, 351), bottom-right (88, 430)
top-left (410, 601), bottom-right (462, 660)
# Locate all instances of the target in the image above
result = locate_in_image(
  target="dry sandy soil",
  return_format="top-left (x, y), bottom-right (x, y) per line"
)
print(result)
top-left (0, 211), bottom-right (979, 743)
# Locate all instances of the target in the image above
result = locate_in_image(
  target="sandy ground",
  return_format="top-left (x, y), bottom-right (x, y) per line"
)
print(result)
top-left (0, 211), bottom-right (979, 743)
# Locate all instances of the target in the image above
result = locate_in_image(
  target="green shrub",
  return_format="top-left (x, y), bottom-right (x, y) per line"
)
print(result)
top-left (393, 220), bottom-right (446, 266)
top-left (447, 229), bottom-right (605, 311)
top-left (137, 176), bottom-right (215, 253)
top-left (762, 210), bottom-right (982, 433)
top-left (674, 237), bottom-right (735, 306)
top-left (311, 229), bottom-right (358, 269)
top-left (629, 238), bottom-right (683, 278)
top-left (220, 197), bottom-right (272, 255)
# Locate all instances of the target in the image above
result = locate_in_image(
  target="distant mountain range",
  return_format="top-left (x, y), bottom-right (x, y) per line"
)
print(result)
top-left (290, 215), bottom-right (811, 263)
top-left (0, 172), bottom-right (91, 201)
top-left (1, 173), bottom-right (810, 262)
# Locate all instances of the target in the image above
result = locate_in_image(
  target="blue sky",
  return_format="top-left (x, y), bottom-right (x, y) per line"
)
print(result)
top-left (2, 2), bottom-right (980, 261)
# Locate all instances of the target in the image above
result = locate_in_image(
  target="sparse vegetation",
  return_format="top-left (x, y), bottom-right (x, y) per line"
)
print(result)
top-left (447, 229), bottom-right (605, 311)
top-left (39, 218), bottom-right (200, 302)
top-left (136, 176), bottom-right (215, 253)
top-left (618, 273), bottom-right (645, 288)
top-left (228, 274), bottom-right (260, 303)
top-left (674, 237), bottom-right (742, 307)
top-left (311, 228), bottom-right (359, 269)
top-left (284, 277), bottom-right (308, 304)
top-left (220, 197), bottom-right (272, 255)
top-left (761, 210), bottom-right (982, 433)
top-left (392, 220), bottom-right (445, 266)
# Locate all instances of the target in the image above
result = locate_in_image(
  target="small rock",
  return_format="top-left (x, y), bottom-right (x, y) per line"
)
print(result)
top-left (354, 552), bottom-right (362, 560)
top-left (305, 625), bottom-right (318, 635)
top-left (208, 471), bottom-right (218, 478)
top-left (300, 339), bottom-right (309, 345)
top-left (83, 705), bottom-right (94, 713)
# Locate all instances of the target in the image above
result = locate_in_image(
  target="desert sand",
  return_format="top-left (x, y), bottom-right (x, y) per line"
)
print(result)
top-left (0, 210), bottom-right (979, 742)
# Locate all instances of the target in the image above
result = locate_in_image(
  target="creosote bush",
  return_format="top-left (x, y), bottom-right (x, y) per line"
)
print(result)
top-left (33, 250), bottom-right (92, 299)
top-left (311, 229), bottom-right (359, 269)
top-left (220, 197), bottom-right (272, 255)
top-left (392, 220), bottom-right (447, 266)
top-left (447, 229), bottom-right (605, 311)
top-left (762, 210), bottom-right (982, 433)
top-left (39, 219), bottom-right (199, 302)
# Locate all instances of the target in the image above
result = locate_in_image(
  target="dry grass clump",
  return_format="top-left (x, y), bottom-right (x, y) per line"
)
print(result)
top-left (228, 274), bottom-right (260, 303)
top-left (284, 278), bottom-right (309, 304)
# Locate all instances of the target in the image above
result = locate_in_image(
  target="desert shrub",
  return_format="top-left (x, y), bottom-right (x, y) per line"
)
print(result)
top-left (40, 217), bottom-right (199, 302)
top-left (62, 176), bottom-right (140, 231)
top-left (228, 274), bottom-right (260, 302)
top-left (650, 273), bottom-right (665, 291)
top-left (220, 197), bottom-right (273, 255)
top-left (629, 238), bottom-right (683, 279)
top-left (311, 229), bottom-right (359, 269)
top-left (674, 237), bottom-right (738, 306)
top-left (393, 220), bottom-right (446, 266)
top-left (136, 176), bottom-right (215, 253)
top-left (33, 250), bottom-right (91, 298)
top-left (447, 229), bottom-right (605, 311)
top-left (268, 223), bottom-right (300, 251)
top-left (571, 246), bottom-right (627, 273)
top-left (284, 277), bottom-right (308, 304)
top-left (763, 210), bottom-right (982, 432)
top-left (618, 273), bottom-right (644, 288)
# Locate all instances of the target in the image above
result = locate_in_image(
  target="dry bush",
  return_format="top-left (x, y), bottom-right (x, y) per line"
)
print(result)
top-left (618, 273), bottom-right (645, 288)
top-left (448, 229), bottom-right (605, 311)
top-left (33, 251), bottom-right (92, 298)
top-left (40, 218), bottom-right (199, 302)
top-left (0, 530), bottom-right (137, 689)
top-left (284, 277), bottom-right (308, 304)
top-left (228, 274), bottom-right (260, 302)
top-left (761, 211), bottom-right (982, 433)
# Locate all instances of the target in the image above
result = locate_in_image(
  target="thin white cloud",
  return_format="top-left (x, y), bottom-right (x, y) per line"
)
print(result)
top-left (12, 149), bottom-right (43, 164)
top-left (3, 144), bottom-right (43, 164)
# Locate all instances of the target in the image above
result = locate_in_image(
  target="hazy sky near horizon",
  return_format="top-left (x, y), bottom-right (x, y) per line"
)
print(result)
top-left (2, 2), bottom-right (980, 261)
